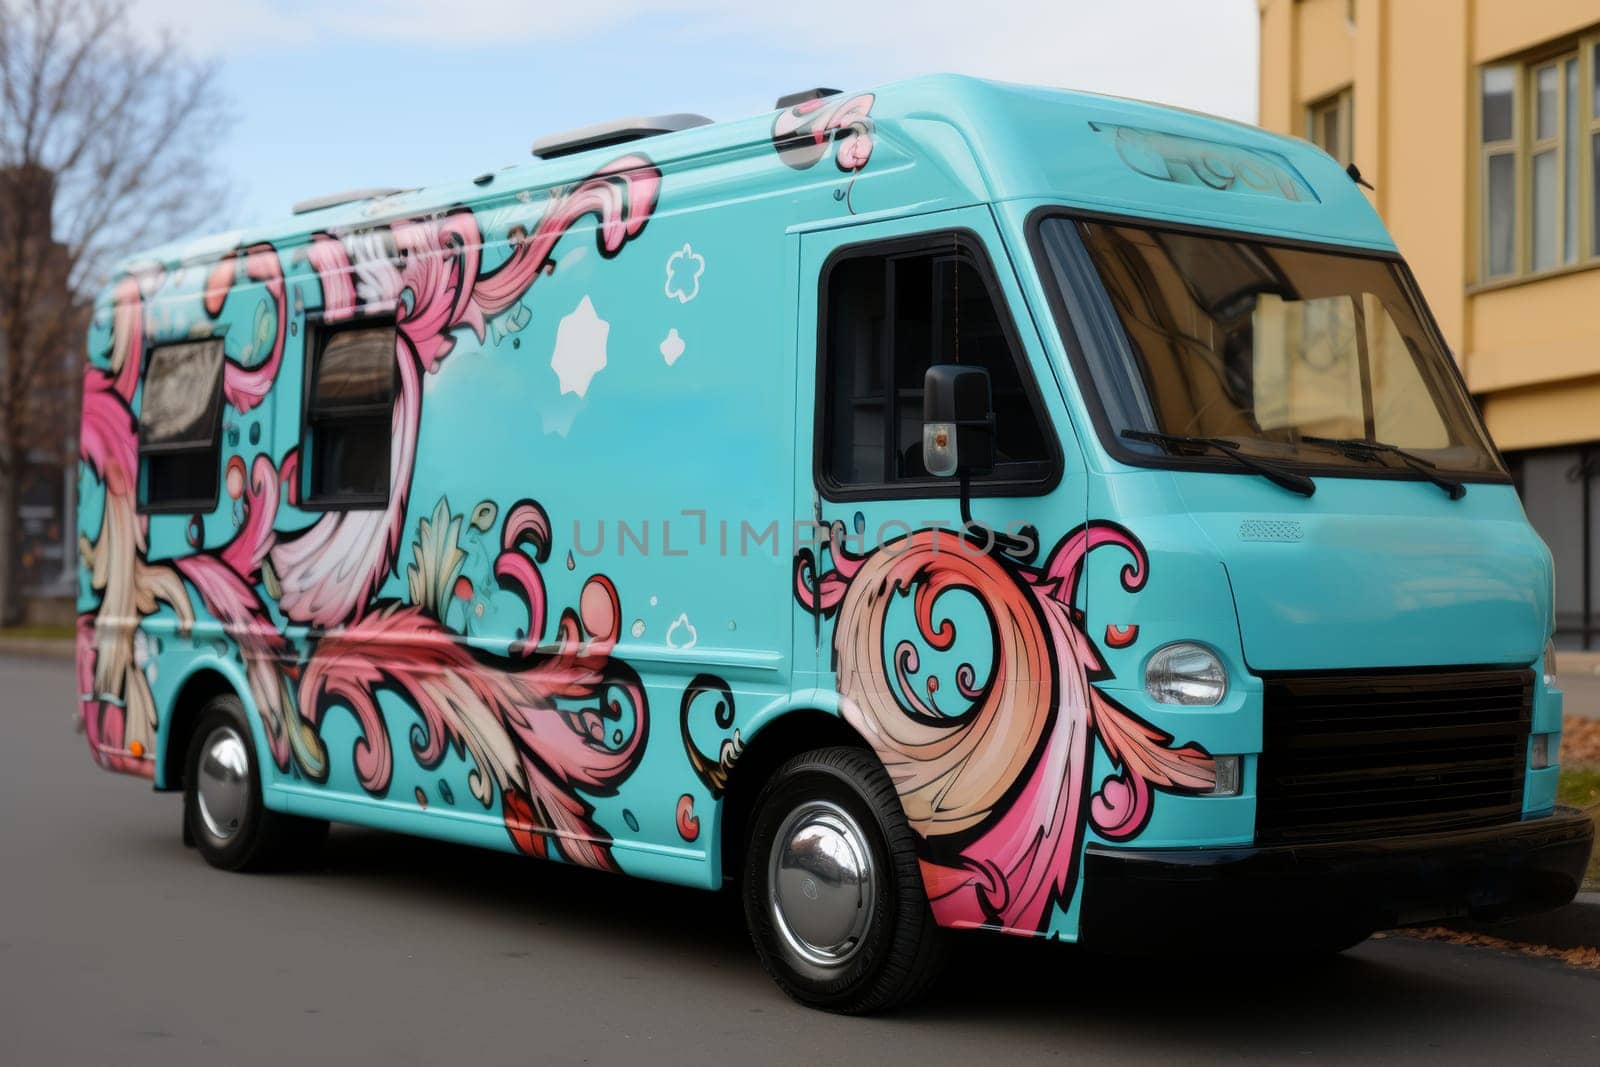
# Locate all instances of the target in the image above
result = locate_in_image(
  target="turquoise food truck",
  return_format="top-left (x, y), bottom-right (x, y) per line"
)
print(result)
top-left (77, 75), bottom-right (1593, 1012)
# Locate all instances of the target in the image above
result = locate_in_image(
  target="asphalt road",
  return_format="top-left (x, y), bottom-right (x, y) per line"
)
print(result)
top-left (3, 655), bottom-right (1597, 1066)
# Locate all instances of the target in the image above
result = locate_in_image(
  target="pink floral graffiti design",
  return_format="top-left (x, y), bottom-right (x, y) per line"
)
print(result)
top-left (269, 155), bottom-right (662, 630)
top-left (298, 505), bottom-right (650, 870)
top-left (77, 155), bottom-right (663, 870)
top-left (795, 522), bottom-right (1216, 934)
top-left (771, 93), bottom-right (876, 173)
top-left (78, 265), bottom-right (194, 776)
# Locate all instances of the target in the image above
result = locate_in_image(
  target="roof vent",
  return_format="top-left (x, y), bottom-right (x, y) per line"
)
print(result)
top-left (531, 114), bottom-right (713, 160)
top-left (775, 87), bottom-right (841, 109)
top-left (291, 187), bottom-right (407, 215)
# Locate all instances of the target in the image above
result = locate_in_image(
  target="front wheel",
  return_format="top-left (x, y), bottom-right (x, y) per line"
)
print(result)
top-left (183, 694), bottom-right (327, 871)
top-left (741, 746), bottom-right (945, 1013)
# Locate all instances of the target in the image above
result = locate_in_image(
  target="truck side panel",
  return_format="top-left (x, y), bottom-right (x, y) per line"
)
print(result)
top-left (78, 144), bottom-right (814, 888)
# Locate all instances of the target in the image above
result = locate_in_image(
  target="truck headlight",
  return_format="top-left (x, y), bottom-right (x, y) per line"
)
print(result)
top-left (1543, 640), bottom-right (1558, 687)
top-left (1145, 642), bottom-right (1227, 706)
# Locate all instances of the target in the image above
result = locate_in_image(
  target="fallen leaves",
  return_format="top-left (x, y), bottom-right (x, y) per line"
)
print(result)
top-left (1564, 715), bottom-right (1600, 765)
top-left (1394, 927), bottom-right (1600, 970)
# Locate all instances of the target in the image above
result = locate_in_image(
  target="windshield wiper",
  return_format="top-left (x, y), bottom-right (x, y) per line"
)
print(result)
top-left (1300, 435), bottom-right (1466, 500)
top-left (1122, 429), bottom-right (1316, 496)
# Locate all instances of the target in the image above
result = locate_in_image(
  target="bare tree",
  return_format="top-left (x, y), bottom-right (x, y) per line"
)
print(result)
top-left (0, 0), bottom-right (229, 625)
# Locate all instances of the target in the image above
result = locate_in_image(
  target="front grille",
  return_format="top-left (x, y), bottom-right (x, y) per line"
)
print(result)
top-left (1256, 668), bottom-right (1532, 846)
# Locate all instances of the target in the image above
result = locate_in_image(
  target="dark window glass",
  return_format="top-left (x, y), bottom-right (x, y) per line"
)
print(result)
top-left (306, 323), bottom-right (393, 506)
top-left (826, 257), bottom-right (888, 485)
top-left (1487, 152), bottom-right (1516, 276)
top-left (309, 419), bottom-right (389, 502)
top-left (1565, 58), bottom-right (1580, 264)
top-left (1592, 132), bottom-right (1600, 259)
top-left (1035, 217), bottom-right (1505, 479)
top-left (142, 341), bottom-right (223, 447)
top-left (822, 239), bottom-right (1052, 491)
top-left (1535, 63), bottom-right (1559, 140)
top-left (1532, 148), bottom-right (1558, 271)
top-left (1481, 65), bottom-right (1515, 143)
top-left (139, 340), bottom-right (223, 510)
top-left (312, 327), bottom-right (394, 413)
top-left (1593, 43), bottom-right (1600, 116)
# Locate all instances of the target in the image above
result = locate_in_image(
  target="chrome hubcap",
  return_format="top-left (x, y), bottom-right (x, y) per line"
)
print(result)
top-left (769, 800), bottom-right (875, 967)
top-left (196, 725), bottom-right (249, 841)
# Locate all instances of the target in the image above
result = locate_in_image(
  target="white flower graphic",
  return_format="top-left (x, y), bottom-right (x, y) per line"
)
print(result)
top-left (664, 244), bottom-right (704, 304)
top-left (665, 612), bottom-right (699, 650)
top-left (550, 295), bottom-right (609, 397)
top-left (660, 328), bottom-right (685, 366)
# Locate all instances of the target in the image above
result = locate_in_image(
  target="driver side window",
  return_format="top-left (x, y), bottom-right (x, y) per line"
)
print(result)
top-left (818, 233), bottom-right (1054, 495)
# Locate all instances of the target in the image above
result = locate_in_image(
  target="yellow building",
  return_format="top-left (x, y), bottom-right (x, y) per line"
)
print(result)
top-left (1260, 0), bottom-right (1600, 649)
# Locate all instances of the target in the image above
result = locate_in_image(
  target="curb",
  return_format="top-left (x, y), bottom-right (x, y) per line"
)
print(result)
top-left (1450, 892), bottom-right (1600, 952)
top-left (0, 638), bottom-right (75, 663)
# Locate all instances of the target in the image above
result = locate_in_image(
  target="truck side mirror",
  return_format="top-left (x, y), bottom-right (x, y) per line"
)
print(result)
top-left (922, 364), bottom-right (995, 477)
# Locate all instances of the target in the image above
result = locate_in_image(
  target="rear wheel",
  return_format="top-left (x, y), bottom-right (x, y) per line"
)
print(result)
top-left (741, 746), bottom-right (945, 1013)
top-left (183, 695), bottom-right (327, 871)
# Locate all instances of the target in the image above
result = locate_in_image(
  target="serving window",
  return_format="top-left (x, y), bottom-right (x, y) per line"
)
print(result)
top-left (303, 322), bottom-right (394, 508)
top-left (138, 339), bottom-right (224, 512)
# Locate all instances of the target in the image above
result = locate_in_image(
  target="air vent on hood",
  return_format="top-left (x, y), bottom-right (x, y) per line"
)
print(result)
top-left (1238, 519), bottom-right (1303, 543)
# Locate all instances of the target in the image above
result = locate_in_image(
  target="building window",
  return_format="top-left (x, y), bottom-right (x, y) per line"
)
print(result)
top-left (1306, 87), bottom-right (1354, 166)
top-left (1482, 64), bottom-right (1518, 277)
top-left (1479, 35), bottom-right (1600, 281)
top-left (138, 339), bottom-right (223, 512)
top-left (303, 321), bottom-right (394, 508)
top-left (1592, 41), bottom-right (1600, 257)
top-left (818, 232), bottom-right (1054, 496)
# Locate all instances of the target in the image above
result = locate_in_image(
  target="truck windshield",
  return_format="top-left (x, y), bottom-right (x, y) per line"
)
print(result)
top-left (1034, 216), bottom-right (1505, 480)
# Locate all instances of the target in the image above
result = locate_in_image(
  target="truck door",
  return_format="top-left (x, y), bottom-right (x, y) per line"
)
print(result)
top-left (792, 205), bottom-right (1096, 938)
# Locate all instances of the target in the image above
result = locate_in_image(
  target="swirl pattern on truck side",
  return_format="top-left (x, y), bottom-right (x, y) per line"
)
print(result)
top-left (77, 154), bottom-right (664, 870)
top-left (771, 93), bottom-right (876, 173)
top-left (796, 522), bottom-right (1216, 934)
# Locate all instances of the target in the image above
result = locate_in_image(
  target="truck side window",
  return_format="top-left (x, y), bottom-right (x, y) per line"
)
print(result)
top-left (304, 322), bottom-right (394, 508)
top-left (821, 235), bottom-right (1053, 493)
top-left (138, 339), bottom-right (224, 512)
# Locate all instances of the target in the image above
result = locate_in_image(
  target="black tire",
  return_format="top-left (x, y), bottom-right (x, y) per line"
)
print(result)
top-left (183, 694), bottom-right (327, 871)
top-left (741, 746), bottom-right (945, 1013)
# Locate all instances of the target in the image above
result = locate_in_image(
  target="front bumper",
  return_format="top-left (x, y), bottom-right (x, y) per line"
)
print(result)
top-left (1079, 808), bottom-right (1595, 948)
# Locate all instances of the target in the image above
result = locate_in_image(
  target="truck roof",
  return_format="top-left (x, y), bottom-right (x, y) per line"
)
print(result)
top-left (122, 73), bottom-right (1393, 277)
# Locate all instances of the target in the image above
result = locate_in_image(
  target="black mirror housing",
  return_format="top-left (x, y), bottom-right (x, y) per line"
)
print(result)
top-left (922, 364), bottom-right (995, 477)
